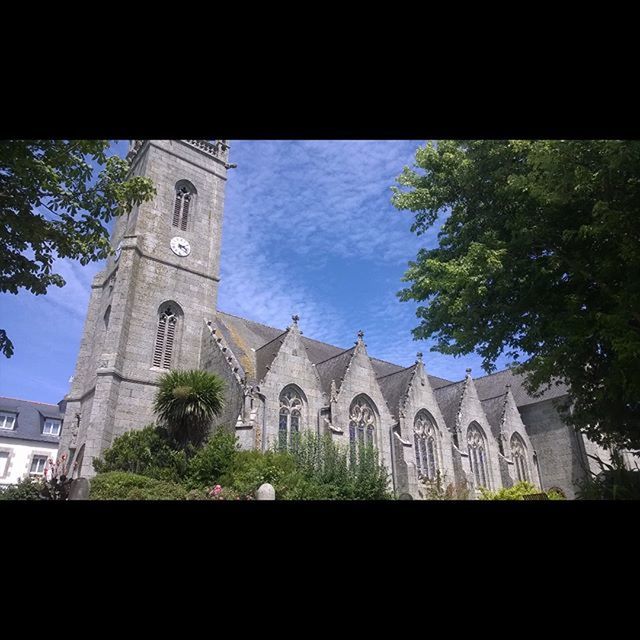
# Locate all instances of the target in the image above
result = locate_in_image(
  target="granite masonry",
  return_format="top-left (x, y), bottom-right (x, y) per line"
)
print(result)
top-left (57, 139), bottom-right (619, 499)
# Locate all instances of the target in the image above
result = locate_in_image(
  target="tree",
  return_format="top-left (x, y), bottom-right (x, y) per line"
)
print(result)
top-left (392, 140), bottom-right (640, 450)
top-left (153, 370), bottom-right (226, 449)
top-left (0, 140), bottom-right (155, 357)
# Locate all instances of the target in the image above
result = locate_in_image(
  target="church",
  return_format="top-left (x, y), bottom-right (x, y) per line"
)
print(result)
top-left (58, 139), bottom-right (610, 499)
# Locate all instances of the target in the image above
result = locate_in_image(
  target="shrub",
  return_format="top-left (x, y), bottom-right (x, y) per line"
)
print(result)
top-left (0, 477), bottom-right (44, 500)
top-left (220, 449), bottom-right (302, 498)
top-left (419, 470), bottom-right (471, 500)
top-left (577, 453), bottom-right (640, 500)
top-left (92, 424), bottom-right (188, 483)
top-left (479, 481), bottom-right (563, 500)
top-left (89, 471), bottom-right (188, 500)
top-left (185, 428), bottom-right (239, 489)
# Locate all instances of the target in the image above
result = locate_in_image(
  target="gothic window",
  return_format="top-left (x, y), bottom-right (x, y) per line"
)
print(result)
top-left (510, 433), bottom-right (529, 482)
top-left (468, 422), bottom-right (490, 489)
top-left (279, 386), bottom-right (304, 450)
top-left (414, 410), bottom-right (439, 480)
top-left (348, 395), bottom-right (376, 464)
top-left (153, 303), bottom-right (182, 369)
top-left (173, 180), bottom-right (196, 231)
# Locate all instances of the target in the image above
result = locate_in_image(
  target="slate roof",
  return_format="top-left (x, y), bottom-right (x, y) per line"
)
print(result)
top-left (214, 310), bottom-right (565, 410)
top-left (377, 365), bottom-right (417, 417)
top-left (0, 396), bottom-right (63, 445)
top-left (315, 347), bottom-right (356, 395)
top-left (215, 311), bottom-right (345, 383)
top-left (433, 381), bottom-right (466, 431)
top-left (480, 393), bottom-right (507, 432)
top-left (473, 368), bottom-right (568, 406)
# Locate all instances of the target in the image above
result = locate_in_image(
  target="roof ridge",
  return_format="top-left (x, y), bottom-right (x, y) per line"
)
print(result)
top-left (432, 379), bottom-right (465, 391)
top-left (315, 346), bottom-right (355, 366)
top-left (254, 329), bottom-right (289, 353)
top-left (376, 363), bottom-right (416, 381)
top-left (0, 396), bottom-right (61, 407)
top-left (480, 392), bottom-right (509, 402)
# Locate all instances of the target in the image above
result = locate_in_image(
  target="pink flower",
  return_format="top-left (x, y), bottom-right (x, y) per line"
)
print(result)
top-left (213, 485), bottom-right (222, 496)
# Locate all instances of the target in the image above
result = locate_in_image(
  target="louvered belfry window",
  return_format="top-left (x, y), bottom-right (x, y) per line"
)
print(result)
top-left (153, 305), bottom-right (178, 368)
top-left (173, 184), bottom-right (193, 231)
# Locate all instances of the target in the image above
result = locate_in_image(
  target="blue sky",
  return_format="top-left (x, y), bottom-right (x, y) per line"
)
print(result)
top-left (0, 140), bottom-right (512, 404)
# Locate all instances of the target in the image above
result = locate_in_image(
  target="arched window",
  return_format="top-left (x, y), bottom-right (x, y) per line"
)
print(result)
top-left (414, 410), bottom-right (439, 480)
top-left (510, 433), bottom-right (529, 482)
top-left (153, 303), bottom-right (182, 369)
top-left (279, 386), bottom-right (304, 450)
top-left (348, 395), bottom-right (376, 465)
top-left (172, 180), bottom-right (196, 231)
top-left (468, 423), bottom-right (490, 489)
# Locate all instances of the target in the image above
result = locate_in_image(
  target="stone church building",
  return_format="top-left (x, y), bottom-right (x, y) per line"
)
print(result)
top-left (58, 139), bottom-right (613, 499)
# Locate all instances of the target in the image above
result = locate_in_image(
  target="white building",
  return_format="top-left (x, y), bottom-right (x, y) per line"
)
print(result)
top-left (0, 397), bottom-right (63, 486)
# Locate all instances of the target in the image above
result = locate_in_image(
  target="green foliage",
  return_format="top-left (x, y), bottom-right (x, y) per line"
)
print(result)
top-left (479, 481), bottom-right (564, 500)
top-left (0, 476), bottom-right (44, 500)
top-left (392, 140), bottom-right (640, 450)
top-left (419, 470), bottom-right (471, 500)
top-left (576, 452), bottom-right (640, 500)
top-left (269, 432), bottom-right (391, 500)
top-left (89, 471), bottom-right (188, 500)
top-left (220, 449), bottom-right (302, 498)
top-left (153, 370), bottom-right (225, 449)
top-left (185, 428), bottom-right (239, 489)
top-left (0, 140), bottom-right (155, 358)
top-left (92, 424), bottom-right (188, 483)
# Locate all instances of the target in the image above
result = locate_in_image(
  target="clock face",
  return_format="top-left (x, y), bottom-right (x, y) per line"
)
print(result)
top-left (170, 236), bottom-right (191, 257)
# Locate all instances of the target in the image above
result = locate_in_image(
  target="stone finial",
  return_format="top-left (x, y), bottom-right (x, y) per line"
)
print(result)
top-left (292, 314), bottom-right (300, 325)
top-left (255, 483), bottom-right (275, 500)
top-left (416, 351), bottom-right (423, 363)
top-left (356, 329), bottom-right (365, 343)
top-left (465, 368), bottom-right (472, 376)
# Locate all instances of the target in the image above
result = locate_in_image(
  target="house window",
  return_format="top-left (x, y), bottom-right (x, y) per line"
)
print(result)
top-left (30, 455), bottom-right (48, 476)
top-left (414, 410), bottom-right (439, 480)
top-left (43, 418), bottom-right (61, 436)
top-left (510, 433), bottom-right (529, 482)
top-left (279, 386), bottom-right (304, 450)
top-left (0, 452), bottom-right (9, 476)
top-left (0, 412), bottom-right (16, 430)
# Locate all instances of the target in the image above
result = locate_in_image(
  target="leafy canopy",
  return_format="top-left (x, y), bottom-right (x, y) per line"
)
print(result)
top-left (0, 140), bottom-right (155, 357)
top-left (392, 140), bottom-right (640, 449)
top-left (153, 370), bottom-right (226, 449)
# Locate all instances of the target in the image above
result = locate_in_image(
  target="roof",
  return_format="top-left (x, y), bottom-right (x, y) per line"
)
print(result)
top-left (0, 396), bottom-right (63, 445)
top-left (315, 347), bottom-right (356, 395)
top-left (480, 393), bottom-right (507, 431)
top-left (215, 311), bottom-right (345, 383)
top-left (214, 310), bottom-right (567, 409)
top-left (433, 381), bottom-right (466, 431)
top-left (377, 365), bottom-right (417, 416)
top-left (473, 368), bottom-right (568, 406)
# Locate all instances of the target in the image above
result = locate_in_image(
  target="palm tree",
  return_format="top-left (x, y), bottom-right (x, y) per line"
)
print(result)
top-left (153, 370), bottom-right (225, 449)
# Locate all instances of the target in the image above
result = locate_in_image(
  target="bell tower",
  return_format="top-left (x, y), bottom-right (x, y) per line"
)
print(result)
top-left (59, 140), bottom-right (231, 476)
